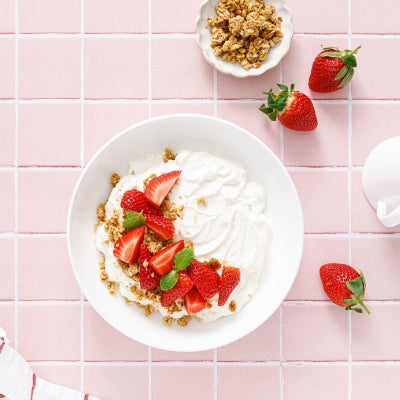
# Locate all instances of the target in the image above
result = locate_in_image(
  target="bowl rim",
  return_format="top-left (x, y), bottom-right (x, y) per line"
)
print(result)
top-left (67, 113), bottom-right (304, 351)
top-left (195, 0), bottom-right (294, 78)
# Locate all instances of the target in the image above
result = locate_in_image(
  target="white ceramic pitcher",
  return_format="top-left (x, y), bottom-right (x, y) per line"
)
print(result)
top-left (362, 136), bottom-right (400, 228)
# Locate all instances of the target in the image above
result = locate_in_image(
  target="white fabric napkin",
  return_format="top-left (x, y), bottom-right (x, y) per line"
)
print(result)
top-left (0, 327), bottom-right (101, 400)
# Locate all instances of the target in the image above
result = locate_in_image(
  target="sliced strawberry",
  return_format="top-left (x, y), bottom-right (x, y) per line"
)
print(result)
top-left (139, 244), bottom-right (160, 290)
top-left (161, 271), bottom-right (194, 307)
top-left (149, 240), bottom-right (185, 275)
top-left (218, 266), bottom-right (240, 306)
top-left (144, 213), bottom-right (175, 240)
top-left (187, 259), bottom-right (221, 300)
top-left (144, 170), bottom-right (181, 208)
top-left (120, 188), bottom-right (163, 216)
top-left (113, 226), bottom-right (145, 264)
top-left (184, 287), bottom-right (207, 314)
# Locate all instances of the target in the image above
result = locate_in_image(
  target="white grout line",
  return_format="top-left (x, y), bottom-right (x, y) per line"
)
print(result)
top-left (2, 32), bottom-right (400, 39)
top-left (13, 0), bottom-right (19, 354)
top-left (80, 0), bottom-right (85, 392)
top-left (147, 0), bottom-right (152, 120)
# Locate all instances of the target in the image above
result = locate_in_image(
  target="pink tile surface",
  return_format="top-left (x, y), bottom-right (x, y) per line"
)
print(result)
top-left (19, 38), bottom-right (81, 99)
top-left (283, 304), bottom-right (349, 361)
top-left (84, 365), bottom-right (148, 400)
top-left (19, 0), bottom-right (80, 33)
top-left (152, 365), bottom-right (213, 400)
top-left (84, 304), bottom-right (148, 361)
top-left (217, 309), bottom-right (280, 361)
top-left (284, 103), bottom-right (348, 166)
top-left (84, 102), bottom-right (148, 163)
top-left (290, 169), bottom-right (349, 233)
top-left (18, 169), bottom-right (81, 233)
top-left (18, 103), bottom-right (81, 166)
top-left (85, 0), bottom-right (148, 33)
top-left (351, 0), bottom-right (400, 34)
top-left (218, 365), bottom-right (280, 400)
top-left (85, 38), bottom-right (148, 99)
top-left (0, 38), bottom-right (15, 98)
top-left (18, 304), bottom-right (80, 361)
top-left (287, 0), bottom-right (348, 33)
top-left (352, 304), bottom-right (400, 361)
top-left (18, 235), bottom-right (81, 300)
top-left (0, 0), bottom-right (15, 33)
top-left (0, 104), bottom-right (15, 165)
top-left (0, 170), bottom-right (15, 232)
top-left (352, 365), bottom-right (400, 400)
top-left (151, 38), bottom-right (214, 99)
top-left (152, 0), bottom-right (200, 33)
top-left (0, 238), bottom-right (14, 300)
top-left (284, 365), bottom-right (348, 400)
top-left (1, 3), bottom-right (400, 399)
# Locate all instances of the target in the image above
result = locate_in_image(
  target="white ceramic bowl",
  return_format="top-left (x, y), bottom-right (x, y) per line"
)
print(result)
top-left (67, 114), bottom-right (303, 352)
top-left (195, 0), bottom-right (293, 78)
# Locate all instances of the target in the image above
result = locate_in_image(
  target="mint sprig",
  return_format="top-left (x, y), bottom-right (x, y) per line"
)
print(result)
top-left (160, 247), bottom-right (194, 291)
top-left (123, 211), bottom-right (146, 230)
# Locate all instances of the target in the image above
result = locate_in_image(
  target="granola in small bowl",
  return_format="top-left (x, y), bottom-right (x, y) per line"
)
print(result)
top-left (196, 0), bottom-right (293, 77)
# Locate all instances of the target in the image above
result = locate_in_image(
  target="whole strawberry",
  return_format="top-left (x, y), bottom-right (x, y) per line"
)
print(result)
top-left (259, 83), bottom-right (318, 131)
top-left (319, 263), bottom-right (370, 314)
top-left (308, 45), bottom-right (361, 92)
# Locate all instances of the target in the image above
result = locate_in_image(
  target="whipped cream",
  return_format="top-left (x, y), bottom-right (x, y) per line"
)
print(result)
top-left (95, 150), bottom-right (270, 322)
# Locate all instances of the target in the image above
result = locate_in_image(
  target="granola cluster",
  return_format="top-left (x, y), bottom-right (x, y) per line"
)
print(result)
top-left (207, 0), bottom-right (283, 69)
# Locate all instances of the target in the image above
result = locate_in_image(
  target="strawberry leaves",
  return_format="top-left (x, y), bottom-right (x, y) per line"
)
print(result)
top-left (344, 273), bottom-right (370, 314)
top-left (160, 248), bottom-right (195, 291)
top-left (259, 83), bottom-right (294, 121)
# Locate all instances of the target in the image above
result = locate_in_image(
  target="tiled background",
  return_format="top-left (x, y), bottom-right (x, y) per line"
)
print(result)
top-left (1, 0), bottom-right (400, 399)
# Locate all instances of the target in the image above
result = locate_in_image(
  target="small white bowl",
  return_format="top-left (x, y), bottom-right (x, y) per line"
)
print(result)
top-left (67, 114), bottom-right (303, 352)
top-left (195, 0), bottom-right (293, 78)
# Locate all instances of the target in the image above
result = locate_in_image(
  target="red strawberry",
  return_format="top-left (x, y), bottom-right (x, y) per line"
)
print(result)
top-left (144, 170), bottom-right (181, 208)
top-left (184, 287), bottom-right (207, 314)
top-left (309, 46), bottom-right (361, 93)
top-left (161, 271), bottom-right (194, 307)
top-left (113, 226), bottom-right (145, 264)
top-left (120, 188), bottom-right (163, 216)
top-left (218, 266), bottom-right (240, 306)
top-left (319, 263), bottom-right (370, 314)
top-left (187, 259), bottom-right (221, 300)
top-left (259, 83), bottom-right (318, 131)
top-left (149, 239), bottom-right (185, 275)
top-left (144, 213), bottom-right (175, 241)
top-left (139, 244), bottom-right (160, 290)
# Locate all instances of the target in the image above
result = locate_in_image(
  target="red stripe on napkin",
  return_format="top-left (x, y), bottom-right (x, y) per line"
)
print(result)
top-left (0, 337), bottom-right (5, 354)
top-left (30, 373), bottom-right (37, 400)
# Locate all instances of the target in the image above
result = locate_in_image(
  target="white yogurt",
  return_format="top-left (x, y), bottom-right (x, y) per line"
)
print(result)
top-left (95, 150), bottom-right (270, 322)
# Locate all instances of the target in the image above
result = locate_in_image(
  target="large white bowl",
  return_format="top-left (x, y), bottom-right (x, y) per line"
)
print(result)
top-left (67, 114), bottom-right (303, 352)
top-left (195, 0), bottom-right (293, 78)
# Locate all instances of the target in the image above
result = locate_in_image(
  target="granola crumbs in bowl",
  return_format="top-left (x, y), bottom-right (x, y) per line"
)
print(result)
top-left (195, 0), bottom-right (293, 77)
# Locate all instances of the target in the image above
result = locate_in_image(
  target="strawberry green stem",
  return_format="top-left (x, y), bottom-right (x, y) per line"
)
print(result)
top-left (358, 299), bottom-right (370, 314)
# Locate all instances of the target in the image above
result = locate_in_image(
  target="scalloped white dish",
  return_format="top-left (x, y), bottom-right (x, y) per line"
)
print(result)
top-left (195, 0), bottom-right (293, 78)
top-left (67, 114), bottom-right (303, 352)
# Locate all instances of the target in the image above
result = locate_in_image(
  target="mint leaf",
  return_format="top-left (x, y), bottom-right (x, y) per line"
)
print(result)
top-left (123, 211), bottom-right (146, 230)
top-left (160, 270), bottom-right (179, 291)
top-left (174, 248), bottom-right (194, 270)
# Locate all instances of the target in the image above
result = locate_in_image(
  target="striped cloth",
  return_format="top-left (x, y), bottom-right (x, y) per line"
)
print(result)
top-left (0, 328), bottom-right (100, 400)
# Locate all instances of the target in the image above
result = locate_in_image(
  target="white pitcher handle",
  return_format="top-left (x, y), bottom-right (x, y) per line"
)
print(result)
top-left (376, 196), bottom-right (400, 227)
